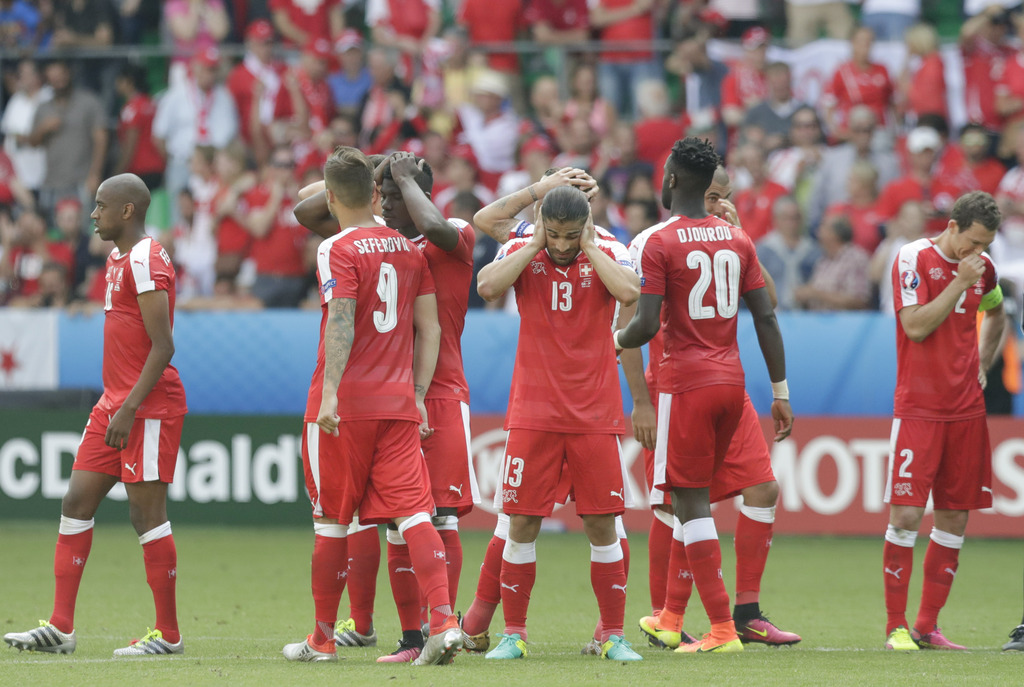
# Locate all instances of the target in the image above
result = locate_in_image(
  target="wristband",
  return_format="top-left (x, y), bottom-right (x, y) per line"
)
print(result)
top-left (613, 330), bottom-right (623, 352)
top-left (771, 379), bottom-right (789, 401)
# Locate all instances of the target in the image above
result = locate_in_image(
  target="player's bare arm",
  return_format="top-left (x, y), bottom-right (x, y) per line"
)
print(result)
top-left (412, 292), bottom-right (442, 439)
top-left (473, 167), bottom-right (591, 244)
top-left (476, 220), bottom-right (547, 300)
top-left (298, 180), bottom-right (326, 201)
top-left (293, 190), bottom-right (341, 240)
top-left (390, 152), bottom-right (459, 251)
top-left (245, 182), bottom-right (284, 239)
top-left (978, 299), bottom-right (1007, 389)
top-left (615, 292), bottom-right (663, 350)
top-left (580, 208), bottom-right (640, 305)
top-left (744, 287), bottom-right (793, 441)
top-left (317, 297), bottom-right (356, 436)
top-left (105, 289), bottom-right (176, 450)
top-left (898, 254), bottom-right (987, 342)
top-left (616, 300), bottom-right (656, 450)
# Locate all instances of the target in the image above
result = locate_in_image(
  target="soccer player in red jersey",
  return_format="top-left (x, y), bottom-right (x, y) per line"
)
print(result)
top-left (623, 165), bottom-right (800, 650)
top-left (881, 191), bottom-right (1006, 651)
top-left (475, 185), bottom-right (644, 662)
top-left (284, 146), bottom-right (462, 665)
top-left (615, 138), bottom-right (793, 654)
top-left (4, 174), bottom-right (188, 657)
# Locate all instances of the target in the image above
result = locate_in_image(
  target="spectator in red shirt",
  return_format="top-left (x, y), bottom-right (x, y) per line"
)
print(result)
top-left (721, 26), bottom-right (770, 132)
top-left (876, 126), bottom-right (959, 233)
top-left (632, 79), bottom-right (685, 167)
top-left (824, 160), bottom-right (884, 252)
top-left (270, 0), bottom-right (343, 47)
top-left (960, 4), bottom-right (1013, 134)
top-left (0, 209), bottom-right (73, 300)
top-left (955, 123), bottom-right (1007, 195)
top-left (113, 63), bottom-right (165, 190)
top-left (525, 0), bottom-right (589, 45)
top-left (823, 26), bottom-right (893, 141)
top-left (367, 0), bottom-right (441, 83)
top-left (995, 14), bottom-right (1024, 155)
top-left (589, 0), bottom-right (658, 118)
top-left (226, 20), bottom-right (294, 151)
top-left (290, 38), bottom-right (336, 136)
top-left (0, 146), bottom-right (34, 215)
top-left (457, 0), bottom-right (523, 75)
top-left (211, 141), bottom-right (257, 292)
top-left (899, 22), bottom-right (947, 127)
top-left (732, 142), bottom-right (788, 242)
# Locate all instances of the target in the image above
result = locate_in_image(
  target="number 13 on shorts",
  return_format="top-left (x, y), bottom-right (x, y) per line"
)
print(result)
top-left (503, 454), bottom-right (524, 487)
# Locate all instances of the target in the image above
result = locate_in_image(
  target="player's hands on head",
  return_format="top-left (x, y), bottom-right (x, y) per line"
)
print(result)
top-left (416, 399), bottom-right (434, 440)
top-left (530, 207), bottom-right (548, 251)
top-left (541, 167), bottom-right (584, 196)
top-left (389, 151), bottom-right (423, 181)
top-left (576, 171), bottom-right (600, 200)
top-left (105, 406), bottom-right (135, 450)
top-left (631, 401), bottom-right (657, 451)
top-left (581, 206), bottom-right (597, 248)
top-left (317, 395), bottom-right (341, 436)
top-left (770, 399), bottom-right (793, 442)
top-left (718, 199), bottom-right (741, 227)
top-left (955, 254), bottom-right (985, 287)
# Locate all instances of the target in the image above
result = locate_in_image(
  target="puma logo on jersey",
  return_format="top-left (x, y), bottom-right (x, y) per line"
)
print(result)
top-left (554, 267), bottom-right (570, 278)
top-left (611, 584), bottom-right (627, 593)
top-left (885, 567), bottom-right (903, 581)
top-left (610, 489), bottom-right (624, 501)
top-left (394, 566), bottom-right (415, 574)
top-left (982, 486), bottom-right (993, 494)
top-left (125, 463), bottom-right (137, 476)
top-left (133, 259), bottom-right (146, 268)
top-left (501, 582), bottom-right (519, 593)
top-left (449, 484), bottom-right (463, 497)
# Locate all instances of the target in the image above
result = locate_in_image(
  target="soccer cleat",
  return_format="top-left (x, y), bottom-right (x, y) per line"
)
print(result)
top-left (412, 621), bottom-right (463, 666)
top-left (458, 611), bottom-right (489, 653)
top-left (912, 626), bottom-right (966, 650)
top-left (334, 618), bottom-right (377, 647)
top-left (3, 620), bottom-right (76, 654)
top-left (1003, 624), bottom-right (1024, 651)
top-left (601, 635), bottom-right (643, 661)
top-left (638, 615), bottom-right (696, 649)
top-left (884, 626), bottom-right (920, 651)
top-left (376, 638), bottom-right (422, 663)
top-left (675, 624), bottom-right (743, 654)
top-left (282, 634), bottom-right (339, 662)
top-left (113, 629), bottom-right (184, 657)
top-left (581, 638), bottom-right (602, 655)
top-left (485, 633), bottom-right (527, 659)
top-left (736, 614), bottom-right (802, 646)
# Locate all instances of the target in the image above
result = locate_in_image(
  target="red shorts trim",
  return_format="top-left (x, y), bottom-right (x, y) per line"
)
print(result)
top-left (422, 399), bottom-right (479, 517)
top-left (644, 394), bottom-right (775, 506)
top-left (653, 385), bottom-right (745, 492)
top-left (884, 416), bottom-right (993, 510)
top-left (74, 406), bottom-right (183, 483)
top-left (302, 420), bottom-right (434, 524)
top-left (500, 429), bottom-right (625, 517)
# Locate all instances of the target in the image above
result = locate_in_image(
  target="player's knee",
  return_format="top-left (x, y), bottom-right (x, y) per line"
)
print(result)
top-left (889, 508), bottom-right (923, 532)
top-left (61, 490), bottom-right (98, 521)
top-left (742, 480), bottom-right (779, 508)
top-left (581, 513), bottom-right (617, 544)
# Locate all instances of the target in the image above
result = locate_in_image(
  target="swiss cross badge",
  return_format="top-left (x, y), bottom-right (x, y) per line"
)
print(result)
top-left (579, 263), bottom-right (593, 277)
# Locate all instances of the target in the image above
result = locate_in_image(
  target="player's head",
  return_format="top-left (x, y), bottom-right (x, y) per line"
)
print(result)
top-left (90, 173), bottom-right (151, 242)
top-left (380, 156), bottom-right (434, 230)
top-left (323, 146), bottom-right (374, 215)
top-left (947, 191), bottom-right (1001, 258)
top-left (704, 165), bottom-right (732, 217)
top-left (663, 137), bottom-right (721, 211)
top-left (539, 186), bottom-right (590, 266)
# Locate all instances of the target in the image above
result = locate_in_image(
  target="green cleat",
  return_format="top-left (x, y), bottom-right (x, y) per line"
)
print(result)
top-left (485, 633), bottom-right (527, 659)
top-left (601, 635), bottom-right (643, 661)
top-left (885, 626), bottom-right (920, 651)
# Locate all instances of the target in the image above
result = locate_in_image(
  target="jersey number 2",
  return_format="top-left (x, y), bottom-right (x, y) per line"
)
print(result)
top-left (686, 249), bottom-right (740, 320)
top-left (374, 262), bottom-right (398, 333)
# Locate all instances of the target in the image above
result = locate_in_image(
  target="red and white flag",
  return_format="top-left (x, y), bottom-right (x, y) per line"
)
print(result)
top-left (0, 309), bottom-right (58, 390)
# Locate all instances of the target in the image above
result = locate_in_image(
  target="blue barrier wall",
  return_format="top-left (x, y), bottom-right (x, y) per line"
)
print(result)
top-left (57, 310), bottom-right (1021, 416)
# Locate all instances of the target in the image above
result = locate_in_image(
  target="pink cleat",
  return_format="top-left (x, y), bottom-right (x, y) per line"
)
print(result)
top-left (912, 627), bottom-right (967, 650)
top-left (736, 615), bottom-right (801, 646)
top-left (376, 639), bottom-right (423, 663)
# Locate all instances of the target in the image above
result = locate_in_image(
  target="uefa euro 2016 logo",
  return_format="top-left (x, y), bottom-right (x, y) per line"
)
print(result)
top-left (900, 270), bottom-right (919, 291)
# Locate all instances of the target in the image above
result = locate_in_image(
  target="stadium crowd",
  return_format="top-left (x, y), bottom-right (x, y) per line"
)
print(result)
top-left (1, 0), bottom-right (1024, 319)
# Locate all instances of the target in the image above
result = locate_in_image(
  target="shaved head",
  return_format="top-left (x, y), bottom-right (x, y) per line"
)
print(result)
top-left (98, 173), bottom-right (151, 224)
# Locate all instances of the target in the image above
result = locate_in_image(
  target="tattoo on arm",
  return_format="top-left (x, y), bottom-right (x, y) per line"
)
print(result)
top-left (528, 185), bottom-right (539, 202)
top-left (323, 298), bottom-right (356, 393)
top-left (414, 384), bottom-right (427, 396)
top-left (492, 219), bottom-right (519, 244)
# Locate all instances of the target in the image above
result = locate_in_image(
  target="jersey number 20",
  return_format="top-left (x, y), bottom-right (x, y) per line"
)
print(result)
top-left (686, 249), bottom-right (740, 320)
top-left (374, 262), bottom-right (398, 333)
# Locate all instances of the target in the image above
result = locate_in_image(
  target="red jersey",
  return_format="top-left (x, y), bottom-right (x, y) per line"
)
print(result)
top-left (633, 215), bottom-right (765, 394)
top-left (634, 116), bottom-right (687, 166)
top-left (496, 230), bottom-right (631, 434)
top-left (226, 60), bottom-right (292, 143)
top-left (892, 238), bottom-right (999, 420)
top-left (906, 53), bottom-right (947, 121)
top-left (996, 52), bottom-right (1024, 125)
top-left (97, 237), bottom-right (187, 419)
top-left (590, 0), bottom-right (652, 62)
top-left (269, 0), bottom-right (340, 45)
top-left (458, 0), bottom-right (522, 72)
top-left (876, 175), bottom-right (963, 233)
top-left (823, 61), bottom-right (893, 131)
top-left (826, 201), bottom-right (884, 252)
top-left (720, 63), bottom-right (767, 111)
top-left (732, 180), bottom-right (788, 243)
top-left (411, 219), bottom-right (474, 403)
top-left (523, 0), bottom-right (588, 31)
top-left (9, 242), bottom-right (74, 296)
top-left (294, 68), bottom-right (334, 134)
top-left (118, 94), bottom-right (164, 176)
top-left (306, 226), bottom-right (435, 422)
top-left (962, 38), bottom-right (1011, 131)
top-left (241, 185), bottom-right (308, 277)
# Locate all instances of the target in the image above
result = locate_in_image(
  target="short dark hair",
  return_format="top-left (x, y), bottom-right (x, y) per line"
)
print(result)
top-left (667, 138), bottom-right (720, 195)
top-left (825, 215), bottom-right (854, 243)
top-left (951, 191), bottom-right (1001, 232)
top-left (916, 112), bottom-right (949, 139)
top-left (382, 156), bottom-right (433, 195)
top-left (541, 186), bottom-right (589, 226)
top-left (451, 190), bottom-right (482, 215)
top-left (324, 146), bottom-right (374, 208)
top-left (625, 199), bottom-right (660, 224)
top-left (118, 62), bottom-right (149, 94)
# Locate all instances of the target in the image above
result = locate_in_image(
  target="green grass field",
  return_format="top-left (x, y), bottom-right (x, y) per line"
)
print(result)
top-left (2, 522), bottom-right (1022, 686)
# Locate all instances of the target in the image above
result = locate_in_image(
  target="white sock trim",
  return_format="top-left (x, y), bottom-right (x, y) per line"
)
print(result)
top-left (502, 538), bottom-right (537, 565)
top-left (740, 504), bottom-right (776, 524)
top-left (614, 515), bottom-right (626, 540)
top-left (885, 524), bottom-right (917, 548)
top-left (59, 516), bottom-right (94, 536)
top-left (494, 513), bottom-right (510, 540)
top-left (313, 522), bottom-right (348, 538)
top-left (432, 515), bottom-right (459, 531)
top-left (681, 517), bottom-right (718, 545)
top-left (397, 512), bottom-right (432, 536)
top-left (930, 528), bottom-right (964, 550)
top-left (139, 521), bottom-right (172, 545)
top-left (386, 528), bottom-right (406, 545)
top-left (672, 516), bottom-right (686, 543)
top-left (652, 508), bottom-right (674, 529)
top-left (348, 517), bottom-right (376, 534)
top-left (590, 541), bottom-right (624, 564)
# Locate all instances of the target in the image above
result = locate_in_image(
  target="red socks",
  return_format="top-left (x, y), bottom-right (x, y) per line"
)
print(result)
top-left (401, 515), bottom-right (453, 633)
top-left (49, 516), bottom-right (94, 634)
top-left (461, 515), bottom-right (508, 636)
top-left (344, 524), bottom-right (380, 635)
top-left (883, 525), bottom-right (916, 634)
top-left (663, 521), bottom-right (693, 619)
top-left (140, 523), bottom-right (179, 644)
top-left (311, 523), bottom-right (349, 644)
top-left (915, 529), bottom-right (963, 633)
top-left (648, 512), bottom-right (673, 613)
top-left (734, 508), bottom-right (774, 606)
top-left (386, 529), bottom-right (423, 631)
top-left (436, 520), bottom-right (463, 608)
top-left (591, 542), bottom-right (627, 642)
top-left (682, 518), bottom-right (732, 626)
top-left (500, 538), bottom-right (536, 641)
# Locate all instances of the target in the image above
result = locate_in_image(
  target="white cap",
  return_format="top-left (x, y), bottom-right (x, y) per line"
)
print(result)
top-left (471, 71), bottom-right (509, 98)
top-left (906, 127), bottom-right (942, 154)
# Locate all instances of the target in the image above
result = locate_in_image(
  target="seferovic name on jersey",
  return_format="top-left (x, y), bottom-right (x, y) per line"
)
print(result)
top-left (353, 235), bottom-right (412, 254)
